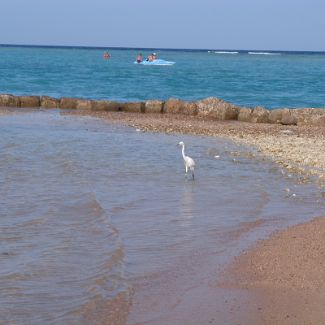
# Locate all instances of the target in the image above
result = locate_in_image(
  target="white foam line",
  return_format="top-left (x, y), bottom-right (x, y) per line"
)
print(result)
top-left (214, 51), bottom-right (239, 54)
top-left (248, 52), bottom-right (281, 55)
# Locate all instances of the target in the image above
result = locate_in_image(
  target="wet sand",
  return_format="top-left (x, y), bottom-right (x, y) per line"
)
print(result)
top-left (2, 107), bottom-right (325, 324)
top-left (221, 216), bottom-right (325, 324)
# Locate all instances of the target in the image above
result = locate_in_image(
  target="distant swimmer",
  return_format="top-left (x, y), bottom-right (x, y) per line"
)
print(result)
top-left (136, 53), bottom-right (143, 63)
top-left (103, 51), bottom-right (110, 60)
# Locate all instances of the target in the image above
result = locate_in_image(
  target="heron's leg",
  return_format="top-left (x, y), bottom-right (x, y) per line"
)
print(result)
top-left (192, 171), bottom-right (195, 180)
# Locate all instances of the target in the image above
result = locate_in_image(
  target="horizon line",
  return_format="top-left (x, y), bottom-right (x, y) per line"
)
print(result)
top-left (1, 43), bottom-right (325, 54)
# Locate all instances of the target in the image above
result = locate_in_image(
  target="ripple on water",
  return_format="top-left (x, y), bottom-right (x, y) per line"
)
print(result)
top-left (0, 189), bottom-right (128, 324)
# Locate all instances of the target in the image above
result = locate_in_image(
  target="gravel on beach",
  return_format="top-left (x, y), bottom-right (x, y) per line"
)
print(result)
top-left (64, 110), bottom-right (325, 186)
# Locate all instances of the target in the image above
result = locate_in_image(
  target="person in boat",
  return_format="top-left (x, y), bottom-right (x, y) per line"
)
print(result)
top-left (136, 53), bottom-right (143, 63)
top-left (103, 51), bottom-right (110, 59)
top-left (146, 53), bottom-right (157, 62)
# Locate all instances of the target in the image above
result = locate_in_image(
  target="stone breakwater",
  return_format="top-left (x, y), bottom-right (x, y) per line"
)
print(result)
top-left (1, 94), bottom-right (325, 127)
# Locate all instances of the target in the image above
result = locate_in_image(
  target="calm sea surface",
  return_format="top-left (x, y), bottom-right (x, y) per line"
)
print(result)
top-left (0, 110), bottom-right (324, 324)
top-left (1, 46), bottom-right (325, 108)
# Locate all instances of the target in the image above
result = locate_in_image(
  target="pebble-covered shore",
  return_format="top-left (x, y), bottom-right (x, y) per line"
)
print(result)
top-left (59, 109), bottom-right (325, 188)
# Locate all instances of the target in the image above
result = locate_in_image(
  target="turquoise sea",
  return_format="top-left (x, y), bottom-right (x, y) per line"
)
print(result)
top-left (1, 45), bottom-right (325, 109)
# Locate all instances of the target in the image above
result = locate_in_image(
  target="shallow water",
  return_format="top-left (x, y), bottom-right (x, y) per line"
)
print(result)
top-left (1, 46), bottom-right (325, 108)
top-left (0, 110), bottom-right (324, 324)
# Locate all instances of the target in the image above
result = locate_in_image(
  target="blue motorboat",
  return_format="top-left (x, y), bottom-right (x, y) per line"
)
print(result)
top-left (134, 59), bottom-right (175, 66)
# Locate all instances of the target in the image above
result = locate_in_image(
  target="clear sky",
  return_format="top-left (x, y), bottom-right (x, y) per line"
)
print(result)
top-left (1, 0), bottom-right (324, 51)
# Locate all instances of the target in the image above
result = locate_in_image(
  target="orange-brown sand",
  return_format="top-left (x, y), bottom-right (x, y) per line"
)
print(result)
top-left (221, 217), bottom-right (325, 324)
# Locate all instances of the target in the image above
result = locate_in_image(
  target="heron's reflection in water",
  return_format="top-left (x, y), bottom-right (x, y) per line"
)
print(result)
top-left (179, 182), bottom-right (195, 228)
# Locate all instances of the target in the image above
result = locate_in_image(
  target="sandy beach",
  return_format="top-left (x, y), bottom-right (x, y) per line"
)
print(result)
top-left (222, 216), bottom-right (325, 324)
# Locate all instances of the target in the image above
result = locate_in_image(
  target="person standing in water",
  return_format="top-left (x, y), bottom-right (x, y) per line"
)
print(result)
top-left (103, 51), bottom-right (110, 60)
top-left (136, 53), bottom-right (143, 63)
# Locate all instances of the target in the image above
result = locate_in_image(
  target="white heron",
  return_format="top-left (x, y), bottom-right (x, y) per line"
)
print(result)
top-left (178, 141), bottom-right (195, 180)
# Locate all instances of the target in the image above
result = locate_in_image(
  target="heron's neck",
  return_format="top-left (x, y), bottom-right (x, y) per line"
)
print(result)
top-left (181, 145), bottom-right (186, 159)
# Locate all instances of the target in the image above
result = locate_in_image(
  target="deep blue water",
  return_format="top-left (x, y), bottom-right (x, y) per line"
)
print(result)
top-left (1, 45), bottom-right (325, 108)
